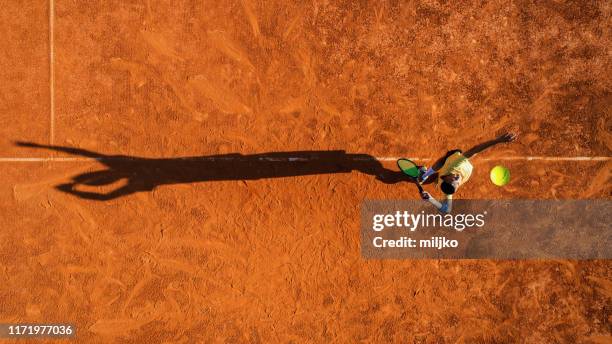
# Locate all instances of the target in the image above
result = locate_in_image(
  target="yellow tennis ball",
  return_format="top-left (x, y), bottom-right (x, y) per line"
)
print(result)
top-left (490, 165), bottom-right (510, 186)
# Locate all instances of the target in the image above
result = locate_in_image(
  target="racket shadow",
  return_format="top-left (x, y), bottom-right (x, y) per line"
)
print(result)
top-left (15, 142), bottom-right (419, 201)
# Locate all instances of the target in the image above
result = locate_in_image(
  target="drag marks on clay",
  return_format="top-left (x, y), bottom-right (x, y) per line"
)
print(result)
top-left (294, 45), bottom-right (318, 89)
top-left (207, 30), bottom-right (256, 72)
top-left (595, 117), bottom-right (612, 152)
top-left (12, 164), bottom-right (95, 202)
top-left (88, 314), bottom-right (160, 338)
top-left (161, 284), bottom-right (188, 324)
top-left (583, 161), bottom-right (612, 198)
top-left (156, 258), bottom-right (201, 276)
top-left (90, 276), bottom-right (127, 309)
top-left (241, 0), bottom-right (261, 39)
top-left (138, 27), bottom-right (258, 119)
top-left (159, 73), bottom-right (208, 122)
top-left (189, 75), bottom-right (253, 115)
top-left (586, 276), bottom-right (612, 299)
top-left (48, 194), bottom-right (97, 245)
top-left (119, 262), bottom-right (158, 316)
top-left (140, 30), bottom-right (184, 62)
top-left (109, 58), bottom-right (149, 88)
top-left (283, 16), bottom-right (302, 41)
top-left (277, 96), bottom-right (306, 117)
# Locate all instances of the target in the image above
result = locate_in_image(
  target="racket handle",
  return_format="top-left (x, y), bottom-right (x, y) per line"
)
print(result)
top-left (416, 183), bottom-right (423, 193)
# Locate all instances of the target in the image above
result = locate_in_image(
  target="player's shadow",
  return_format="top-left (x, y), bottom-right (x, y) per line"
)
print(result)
top-left (16, 142), bottom-right (414, 201)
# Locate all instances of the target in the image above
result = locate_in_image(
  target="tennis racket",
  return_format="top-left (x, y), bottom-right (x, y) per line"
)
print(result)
top-left (397, 158), bottom-right (424, 192)
top-left (397, 158), bottom-right (421, 178)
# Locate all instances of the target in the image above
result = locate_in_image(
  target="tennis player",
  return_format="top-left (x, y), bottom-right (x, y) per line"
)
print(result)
top-left (419, 132), bottom-right (517, 213)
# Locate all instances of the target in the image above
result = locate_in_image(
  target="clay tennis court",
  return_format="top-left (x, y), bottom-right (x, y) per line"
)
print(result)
top-left (1, 0), bottom-right (610, 342)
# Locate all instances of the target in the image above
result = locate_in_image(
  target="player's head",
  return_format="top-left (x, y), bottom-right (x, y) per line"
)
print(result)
top-left (440, 174), bottom-right (461, 195)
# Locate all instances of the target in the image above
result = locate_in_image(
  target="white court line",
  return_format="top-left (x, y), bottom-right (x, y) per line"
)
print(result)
top-left (49, 0), bottom-right (55, 145)
top-left (0, 156), bottom-right (609, 162)
top-left (0, 157), bottom-right (93, 162)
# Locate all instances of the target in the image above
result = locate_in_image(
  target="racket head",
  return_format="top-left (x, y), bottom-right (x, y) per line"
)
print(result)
top-left (397, 158), bottom-right (420, 178)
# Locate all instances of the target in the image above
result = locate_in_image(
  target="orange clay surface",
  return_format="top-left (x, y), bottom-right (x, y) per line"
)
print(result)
top-left (1, 1), bottom-right (611, 342)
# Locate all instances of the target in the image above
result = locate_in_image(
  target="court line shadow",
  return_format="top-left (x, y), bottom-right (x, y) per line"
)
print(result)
top-left (16, 142), bottom-right (415, 201)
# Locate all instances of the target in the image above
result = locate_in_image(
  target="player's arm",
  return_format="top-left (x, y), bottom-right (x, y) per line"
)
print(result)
top-left (15, 141), bottom-right (106, 158)
top-left (463, 132), bottom-right (517, 159)
top-left (420, 191), bottom-right (452, 213)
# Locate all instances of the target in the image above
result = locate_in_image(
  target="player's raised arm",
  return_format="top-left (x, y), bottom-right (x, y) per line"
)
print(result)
top-left (463, 132), bottom-right (517, 159)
